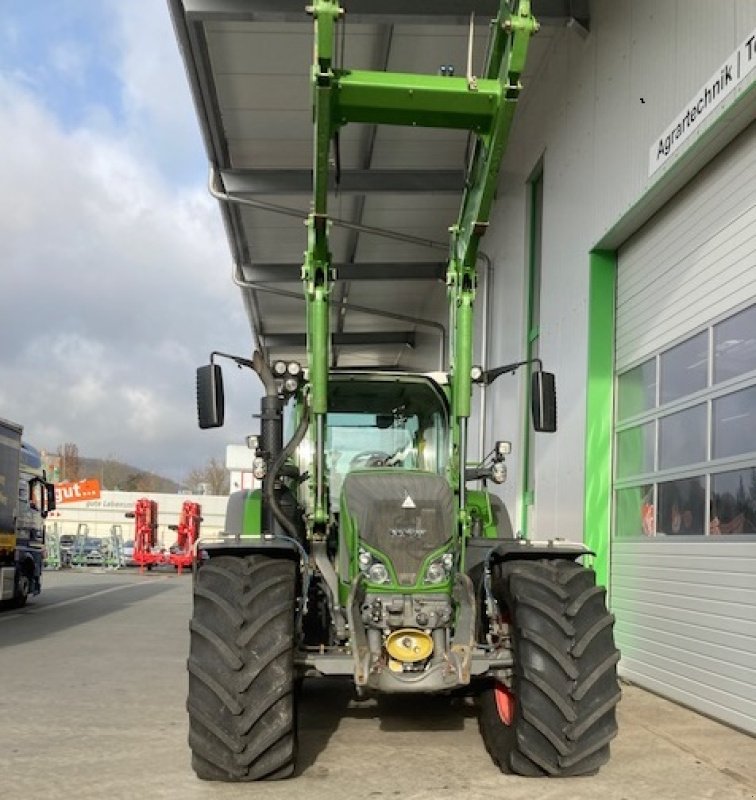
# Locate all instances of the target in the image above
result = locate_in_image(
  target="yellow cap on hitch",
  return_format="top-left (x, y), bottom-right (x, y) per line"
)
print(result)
top-left (386, 628), bottom-right (434, 663)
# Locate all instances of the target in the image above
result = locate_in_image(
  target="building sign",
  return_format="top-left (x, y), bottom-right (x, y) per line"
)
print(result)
top-left (55, 478), bottom-right (101, 504)
top-left (650, 28), bottom-right (756, 176)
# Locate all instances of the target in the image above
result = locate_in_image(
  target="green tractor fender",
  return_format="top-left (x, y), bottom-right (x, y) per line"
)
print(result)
top-left (202, 489), bottom-right (303, 562)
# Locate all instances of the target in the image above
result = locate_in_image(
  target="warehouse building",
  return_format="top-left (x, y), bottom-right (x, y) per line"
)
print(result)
top-left (170, 0), bottom-right (755, 735)
top-left (483, 4), bottom-right (756, 736)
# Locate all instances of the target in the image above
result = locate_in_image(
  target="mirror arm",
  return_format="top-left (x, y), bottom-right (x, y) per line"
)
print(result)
top-left (483, 357), bottom-right (543, 385)
top-left (210, 350), bottom-right (278, 396)
top-left (210, 350), bottom-right (255, 370)
top-left (464, 465), bottom-right (491, 482)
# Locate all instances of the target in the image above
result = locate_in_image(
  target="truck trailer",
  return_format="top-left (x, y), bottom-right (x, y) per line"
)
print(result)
top-left (0, 418), bottom-right (56, 606)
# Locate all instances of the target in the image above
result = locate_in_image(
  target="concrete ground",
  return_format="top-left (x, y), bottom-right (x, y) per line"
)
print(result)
top-left (1, 569), bottom-right (754, 800)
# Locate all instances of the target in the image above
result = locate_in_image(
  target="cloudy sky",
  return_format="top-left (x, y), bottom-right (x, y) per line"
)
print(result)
top-left (1, 0), bottom-right (261, 482)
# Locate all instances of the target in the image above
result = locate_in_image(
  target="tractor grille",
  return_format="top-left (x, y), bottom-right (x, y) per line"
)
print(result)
top-left (341, 471), bottom-right (454, 584)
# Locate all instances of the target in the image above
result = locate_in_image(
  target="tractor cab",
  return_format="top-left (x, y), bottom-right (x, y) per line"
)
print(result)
top-left (321, 373), bottom-right (449, 512)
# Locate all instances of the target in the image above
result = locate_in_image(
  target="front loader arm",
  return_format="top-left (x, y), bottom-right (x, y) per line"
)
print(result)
top-left (305, 1), bottom-right (538, 528)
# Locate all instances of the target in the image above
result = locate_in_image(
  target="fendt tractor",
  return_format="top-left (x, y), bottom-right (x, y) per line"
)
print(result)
top-left (186, 0), bottom-right (620, 782)
top-left (0, 418), bottom-right (56, 607)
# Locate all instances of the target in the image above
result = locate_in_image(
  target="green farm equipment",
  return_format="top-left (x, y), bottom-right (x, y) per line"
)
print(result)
top-left (189, 0), bottom-right (619, 781)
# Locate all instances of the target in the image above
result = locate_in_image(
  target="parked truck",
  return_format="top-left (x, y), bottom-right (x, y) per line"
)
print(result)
top-left (185, 0), bottom-right (620, 782)
top-left (0, 418), bottom-right (56, 607)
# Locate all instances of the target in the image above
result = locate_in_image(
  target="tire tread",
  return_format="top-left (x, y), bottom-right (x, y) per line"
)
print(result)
top-left (187, 555), bottom-right (297, 781)
top-left (479, 559), bottom-right (620, 777)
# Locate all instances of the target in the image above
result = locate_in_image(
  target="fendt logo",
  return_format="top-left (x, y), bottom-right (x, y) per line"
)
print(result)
top-left (401, 492), bottom-right (416, 509)
top-left (389, 528), bottom-right (426, 539)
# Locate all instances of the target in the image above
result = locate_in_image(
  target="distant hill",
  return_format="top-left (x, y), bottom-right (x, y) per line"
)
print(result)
top-left (77, 457), bottom-right (181, 494)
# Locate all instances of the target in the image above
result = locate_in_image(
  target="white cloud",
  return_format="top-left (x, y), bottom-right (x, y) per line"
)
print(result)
top-left (49, 40), bottom-right (89, 84)
top-left (108, 0), bottom-right (208, 183)
top-left (0, 62), bottom-right (258, 483)
top-left (123, 387), bottom-right (160, 435)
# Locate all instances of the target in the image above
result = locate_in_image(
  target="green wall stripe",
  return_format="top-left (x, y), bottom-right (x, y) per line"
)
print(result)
top-left (584, 250), bottom-right (617, 589)
top-left (519, 171), bottom-right (542, 535)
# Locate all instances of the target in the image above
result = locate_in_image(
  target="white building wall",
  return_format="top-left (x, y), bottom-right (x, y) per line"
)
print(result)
top-left (484, 0), bottom-right (756, 540)
top-left (478, 176), bottom-right (529, 525)
top-left (47, 491), bottom-right (229, 545)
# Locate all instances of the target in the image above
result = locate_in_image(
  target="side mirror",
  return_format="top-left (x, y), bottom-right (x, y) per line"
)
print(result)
top-left (44, 482), bottom-right (56, 516)
top-left (197, 364), bottom-right (225, 429)
top-left (532, 371), bottom-right (557, 433)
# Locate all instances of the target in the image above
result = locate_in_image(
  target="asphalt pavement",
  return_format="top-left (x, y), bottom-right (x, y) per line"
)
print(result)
top-left (1, 569), bottom-right (754, 800)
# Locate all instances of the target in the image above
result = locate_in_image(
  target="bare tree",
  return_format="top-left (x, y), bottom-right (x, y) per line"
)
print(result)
top-left (123, 471), bottom-right (164, 493)
top-left (100, 456), bottom-right (122, 490)
top-left (58, 442), bottom-right (80, 482)
top-left (185, 457), bottom-right (229, 495)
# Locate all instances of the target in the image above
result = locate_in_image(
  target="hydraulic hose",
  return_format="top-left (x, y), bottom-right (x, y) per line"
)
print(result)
top-left (265, 402), bottom-right (310, 540)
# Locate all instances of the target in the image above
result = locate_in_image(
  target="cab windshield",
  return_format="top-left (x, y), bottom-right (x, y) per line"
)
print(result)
top-left (325, 376), bottom-right (448, 506)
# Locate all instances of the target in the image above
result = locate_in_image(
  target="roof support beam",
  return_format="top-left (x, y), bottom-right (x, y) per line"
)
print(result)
top-left (220, 169), bottom-right (463, 196)
top-left (244, 262), bottom-right (446, 282)
top-left (266, 332), bottom-right (416, 349)
top-left (182, 0), bottom-right (588, 27)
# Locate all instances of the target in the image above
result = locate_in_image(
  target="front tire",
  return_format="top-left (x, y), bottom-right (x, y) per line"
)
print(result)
top-left (187, 554), bottom-right (298, 781)
top-left (479, 559), bottom-right (620, 776)
top-left (12, 570), bottom-right (31, 608)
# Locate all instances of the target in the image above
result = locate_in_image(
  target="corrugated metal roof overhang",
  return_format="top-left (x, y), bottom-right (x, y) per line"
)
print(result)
top-left (169, 0), bottom-right (574, 369)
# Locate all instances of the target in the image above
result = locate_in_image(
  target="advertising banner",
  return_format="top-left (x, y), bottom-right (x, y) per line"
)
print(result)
top-left (55, 478), bottom-right (102, 504)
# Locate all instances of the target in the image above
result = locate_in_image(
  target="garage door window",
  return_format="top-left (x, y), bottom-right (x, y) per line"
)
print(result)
top-left (616, 422), bottom-right (655, 478)
top-left (714, 304), bottom-right (756, 382)
top-left (617, 358), bottom-right (656, 420)
top-left (711, 468), bottom-right (756, 534)
top-left (660, 331), bottom-right (708, 404)
top-left (712, 385), bottom-right (756, 459)
top-left (613, 302), bottom-right (756, 538)
top-left (658, 404), bottom-right (707, 468)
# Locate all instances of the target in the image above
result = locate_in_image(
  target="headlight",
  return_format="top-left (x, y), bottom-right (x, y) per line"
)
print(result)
top-left (367, 562), bottom-right (390, 584)
top-left (491, 461), bottom-right (507, 484)
top-left (272, 360), bottom-right (287, 377)
top-left (358, 549), bottom-right (372, 570)
top-left (425, 562), bottom-right (446, 584)
top-left (252, 457), bottom-right (267, 480)
top-left (424, 558), bottom-right (451, 585)
top-left (283, 377), bottom-right (299, 393)
top-left (358, 548), bottom-right (391, 584)
top-left (286, 361), bottom-right (302, 376)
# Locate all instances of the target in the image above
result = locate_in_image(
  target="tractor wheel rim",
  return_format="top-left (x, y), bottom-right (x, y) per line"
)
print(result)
top-left (494, 682), bottom-right (515, 726)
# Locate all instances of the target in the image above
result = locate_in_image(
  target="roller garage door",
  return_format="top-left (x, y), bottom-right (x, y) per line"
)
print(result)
top-left (611, 122), bottom-right (756, 734)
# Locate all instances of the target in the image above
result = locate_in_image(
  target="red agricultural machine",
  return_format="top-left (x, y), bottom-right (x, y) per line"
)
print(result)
top-left (126, 498), bottom-right (202, 573)
top-left (126, 497), bottom-right (161, 572)
top-left (168, 501), bottom-right (202, 574)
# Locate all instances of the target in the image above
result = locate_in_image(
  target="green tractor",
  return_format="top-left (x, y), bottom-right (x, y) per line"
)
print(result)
top-left (188, 0), bottom-right (619, 781)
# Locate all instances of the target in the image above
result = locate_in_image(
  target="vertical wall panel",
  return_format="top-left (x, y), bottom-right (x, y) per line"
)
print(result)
top-left (611, 540), bottom-right (756, 734)
top-left (616, 124), bottom-right (756, 370)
